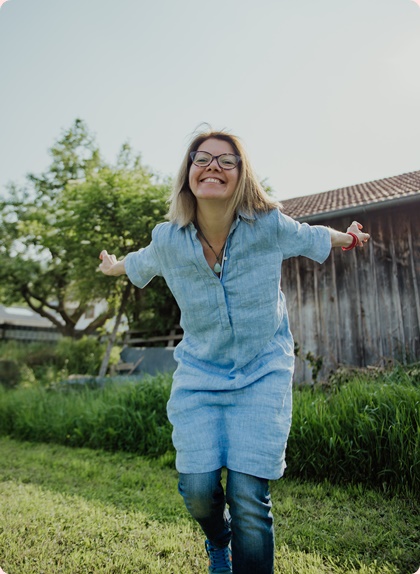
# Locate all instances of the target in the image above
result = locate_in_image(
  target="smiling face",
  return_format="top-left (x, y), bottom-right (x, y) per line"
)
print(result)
top-left (188, 137), bottom-right (240, 204)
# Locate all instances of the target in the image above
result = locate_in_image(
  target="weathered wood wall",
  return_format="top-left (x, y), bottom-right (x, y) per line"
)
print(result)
top-left (281, 201), bottom-right (420, 383)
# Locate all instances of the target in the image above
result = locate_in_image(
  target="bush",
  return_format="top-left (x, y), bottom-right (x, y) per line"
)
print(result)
top-left (0, 359), bottom-right (21, 388)
top-left (0, 341), bottom-right (61, 387)
top-left (0, 338), bottom-right (119, 386)
top-left (55, 337), bottom-right (107, 375)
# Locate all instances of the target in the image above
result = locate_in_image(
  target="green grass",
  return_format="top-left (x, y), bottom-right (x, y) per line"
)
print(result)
top-left (0, 374), bottom-right (173, 457)
top-left (289, 368), bottom-right (420, 493)
top-left (0, 438), bottom-right (419, 573)
top-left (0, 366), bottom-right (419, 494)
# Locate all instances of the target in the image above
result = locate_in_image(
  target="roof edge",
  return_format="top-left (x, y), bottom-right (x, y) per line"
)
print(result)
top-left (292, 194), bottom-right (420, 223)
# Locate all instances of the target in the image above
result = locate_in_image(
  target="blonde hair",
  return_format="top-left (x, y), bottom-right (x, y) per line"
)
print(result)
top-left (167, 128), bottom-right (281, 226)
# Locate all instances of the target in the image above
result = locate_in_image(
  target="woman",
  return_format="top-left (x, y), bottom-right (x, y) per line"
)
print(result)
top-left (99, 129), bottom-right (370, 574)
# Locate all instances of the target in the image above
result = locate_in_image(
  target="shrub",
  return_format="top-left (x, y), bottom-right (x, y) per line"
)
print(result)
top-left (0, 338), bottom-right (119, 386)
top-left (0, 359), bottom-right (21, 388)
top-left (55, 337), bottom-right (107, 375)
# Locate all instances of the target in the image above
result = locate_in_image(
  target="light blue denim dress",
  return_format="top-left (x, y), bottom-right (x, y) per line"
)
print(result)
top-left (125, 209), bottom-right (331, 479)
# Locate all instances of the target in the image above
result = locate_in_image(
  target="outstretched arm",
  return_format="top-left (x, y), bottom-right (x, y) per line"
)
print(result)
top-left (329, 221), bottom-right (370, 249)
top-left (98, 250), bottom-right (127, 276)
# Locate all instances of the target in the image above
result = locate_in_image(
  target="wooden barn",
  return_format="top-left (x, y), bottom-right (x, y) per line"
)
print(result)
top-left (281, 169), bottom-right (420, 383)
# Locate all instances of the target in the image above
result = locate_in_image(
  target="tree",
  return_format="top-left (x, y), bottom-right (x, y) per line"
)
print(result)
top-left (0, 119), bottom-right (179, 338)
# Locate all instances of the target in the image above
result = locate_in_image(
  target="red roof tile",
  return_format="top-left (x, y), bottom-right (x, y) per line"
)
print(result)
top-left (281, 169), bottom-right (420, 221)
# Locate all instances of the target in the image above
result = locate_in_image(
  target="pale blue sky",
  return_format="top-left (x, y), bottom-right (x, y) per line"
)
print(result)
top-left (1, 0), bottom-right (419, 200)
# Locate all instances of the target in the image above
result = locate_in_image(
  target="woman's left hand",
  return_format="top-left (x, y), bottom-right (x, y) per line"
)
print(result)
top-left (346, 221), bottom-right (370, 247)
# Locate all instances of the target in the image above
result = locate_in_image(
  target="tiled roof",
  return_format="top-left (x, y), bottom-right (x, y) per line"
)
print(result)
top-left (281, 169), bottom-right (420, 221)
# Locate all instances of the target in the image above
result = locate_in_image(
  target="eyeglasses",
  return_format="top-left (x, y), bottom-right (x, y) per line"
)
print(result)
top-left (190, 151), bottom-right (241, 170)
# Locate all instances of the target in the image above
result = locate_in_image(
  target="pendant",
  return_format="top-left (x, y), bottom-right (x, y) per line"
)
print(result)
top-left (213, 262), bottom-right (222, 273)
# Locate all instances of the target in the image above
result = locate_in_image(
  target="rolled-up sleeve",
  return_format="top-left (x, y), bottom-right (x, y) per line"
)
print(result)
top-left (124, 228), bottom-right (163, 289)
top-left (277, 211), bottom-right (331, 263)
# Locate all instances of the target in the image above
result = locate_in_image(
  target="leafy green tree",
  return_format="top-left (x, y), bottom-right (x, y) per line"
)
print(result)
top-left (0, 119), bottom-right (179, 339)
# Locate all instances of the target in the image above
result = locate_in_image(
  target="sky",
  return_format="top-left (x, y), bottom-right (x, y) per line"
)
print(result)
top-left (1, 0), bottom-right (420, 201)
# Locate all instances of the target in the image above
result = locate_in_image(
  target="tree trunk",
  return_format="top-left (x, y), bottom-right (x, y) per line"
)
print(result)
top-left (98, 283), bottom-right (131, 377)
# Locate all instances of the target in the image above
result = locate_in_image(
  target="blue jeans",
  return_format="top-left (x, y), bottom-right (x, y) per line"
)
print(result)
top-left (178, 469), bottom-right (274, 574)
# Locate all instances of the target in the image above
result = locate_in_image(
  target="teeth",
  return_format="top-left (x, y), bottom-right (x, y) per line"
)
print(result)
top-left (202, 178), bottom-right (223, 183)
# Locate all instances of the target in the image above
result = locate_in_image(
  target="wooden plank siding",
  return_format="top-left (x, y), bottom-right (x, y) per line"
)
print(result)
top-left (281, 202), bottom-right (420, 383)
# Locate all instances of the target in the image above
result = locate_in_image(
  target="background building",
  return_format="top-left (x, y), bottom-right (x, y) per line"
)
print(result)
top-left (281, 169), bottom-right (420, 383)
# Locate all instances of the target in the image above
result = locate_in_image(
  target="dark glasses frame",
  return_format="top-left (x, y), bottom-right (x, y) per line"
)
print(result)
top-left (190, 151), bottom-right (241, 170)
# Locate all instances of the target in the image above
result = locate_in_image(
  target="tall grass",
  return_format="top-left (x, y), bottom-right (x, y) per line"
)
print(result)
top-left (0, 366), bottom-right (419, 495)
top-left (288, 367), bottom-right (420, 493)
top-left (0, 374), bottom-right (172, 457)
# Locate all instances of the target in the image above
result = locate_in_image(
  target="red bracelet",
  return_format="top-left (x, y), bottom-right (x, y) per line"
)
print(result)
top-left (341, 232), bottom-right (358, 251)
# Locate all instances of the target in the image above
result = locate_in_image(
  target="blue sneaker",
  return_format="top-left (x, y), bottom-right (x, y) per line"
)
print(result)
top-left (205, 539), bottom-right (232, 573)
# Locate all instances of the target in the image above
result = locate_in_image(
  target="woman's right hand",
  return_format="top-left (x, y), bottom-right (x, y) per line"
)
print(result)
top-left (99, 250), bottom-right (127, 276)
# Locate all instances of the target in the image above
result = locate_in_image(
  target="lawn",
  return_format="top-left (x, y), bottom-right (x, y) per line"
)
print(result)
top-left (0, 437), bottom-right (418, 573)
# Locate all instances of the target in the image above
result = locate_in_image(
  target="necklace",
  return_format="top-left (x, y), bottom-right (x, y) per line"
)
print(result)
top-left (195, 223), bottom-right (228, 274)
